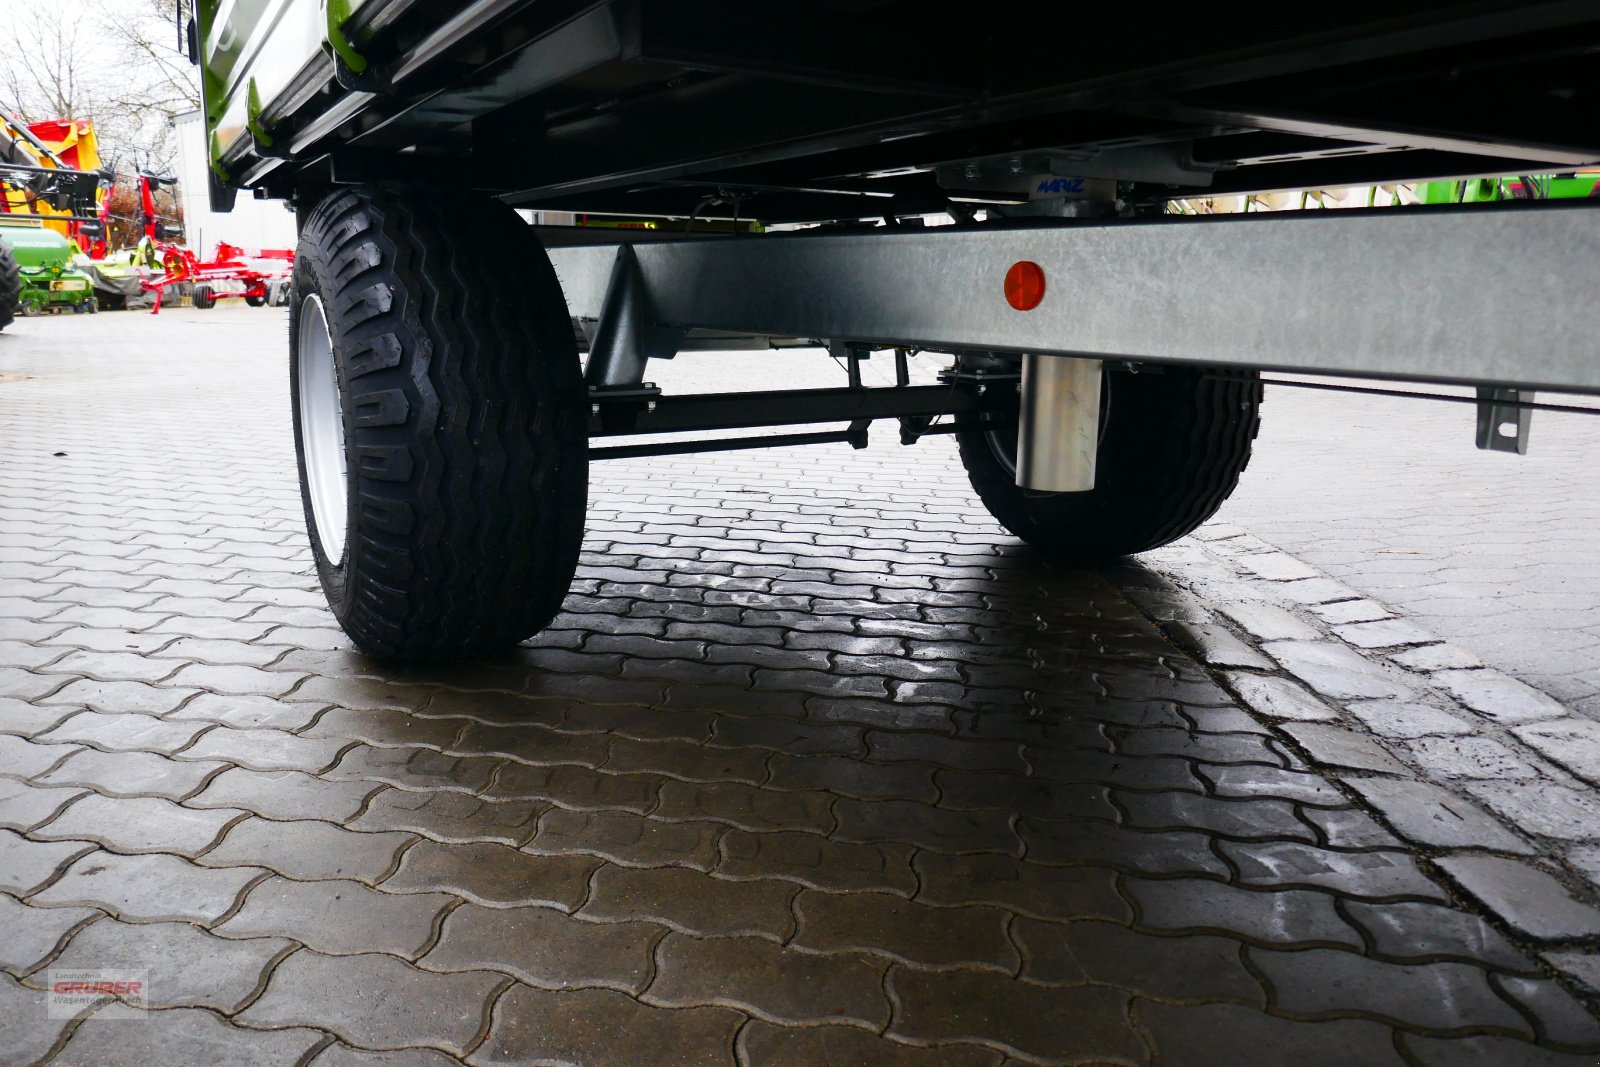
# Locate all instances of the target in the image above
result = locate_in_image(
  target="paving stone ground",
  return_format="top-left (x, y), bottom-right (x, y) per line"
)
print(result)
top-left (0, 306), bottom-right (1596, 1066)
top-left (1217, 380), bottom-right (1600, 717)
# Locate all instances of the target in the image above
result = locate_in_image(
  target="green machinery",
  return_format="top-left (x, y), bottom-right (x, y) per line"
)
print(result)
top-left (0, 218), bottom-right (96, 321)
top-left (1417, 173), bottom-right (1600, 204)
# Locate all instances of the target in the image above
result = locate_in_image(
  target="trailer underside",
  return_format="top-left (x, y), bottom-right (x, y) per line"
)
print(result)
top-left (222, 2), bottom-right (1600, 222)
top-left (200, 1), bottom-right (1600, 660)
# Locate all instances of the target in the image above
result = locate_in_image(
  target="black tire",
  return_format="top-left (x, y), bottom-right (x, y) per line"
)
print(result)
top-left (245, 293), bottom-right (267, 308)
top-left (289, 184), bottom-right (588, 660)
top-left (193, 285), bottom-right (215, 309)
top-left (0, 241), bottom-right (18, 332)
top-left (957, 363), bottom-right (1262, 557)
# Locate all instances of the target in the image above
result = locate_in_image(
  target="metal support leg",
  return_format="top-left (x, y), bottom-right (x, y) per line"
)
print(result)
top-left (828, 340), bottom-right (869, 389)
top-left (1017, 354), bottom-right (1101, 492)
top-left (584, 243), bottom-right (681, 393)
top-left (1475, 386), bottom-right (1533, 454)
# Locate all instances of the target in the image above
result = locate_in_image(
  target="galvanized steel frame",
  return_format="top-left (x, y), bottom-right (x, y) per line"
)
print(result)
top-left (543, 202), bottom-right (1600, 395)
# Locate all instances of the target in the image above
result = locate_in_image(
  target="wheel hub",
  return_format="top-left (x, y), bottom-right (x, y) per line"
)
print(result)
top-left (296, 294), bottom-right (349, 565)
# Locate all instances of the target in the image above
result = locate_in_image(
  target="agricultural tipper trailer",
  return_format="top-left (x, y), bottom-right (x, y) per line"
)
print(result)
top-left (195, 1), bottom-right (1600, 661)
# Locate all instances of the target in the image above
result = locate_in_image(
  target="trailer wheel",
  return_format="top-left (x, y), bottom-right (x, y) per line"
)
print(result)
top-left (289, 184), bottom-right (587, 660)
top-left (245, 293), bottom-right (267, 308)
top-left (193, 285), bottom-right (216, 309)
top-left (957, 364), bottom-right (1261, 557)
top-left (0, 241), bottom-right (18, 331)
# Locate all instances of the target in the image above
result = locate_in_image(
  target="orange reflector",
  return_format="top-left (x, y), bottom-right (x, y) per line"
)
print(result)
top-left (1004, 260), bottom-right (1046, 310)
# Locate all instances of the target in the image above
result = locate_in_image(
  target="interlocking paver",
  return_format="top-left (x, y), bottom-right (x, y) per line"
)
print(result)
top-left (1495, 975), bottom-right (1600, 1047)
top-left (837, 798), bottom-right (1017, 855)
top-left (0, 827), bottom-right (94, 895)
top-left (1114, 790), bottom-right (1314, 843)
top-left (1021, 818), bottom-right (1229, 878)
top-left (603, 735), bottom-right (768, 785)
top-left (0, 695), bottom-right (75, 736)
top-left (52, 1003), bottom-right (325, 1065)
top-left (34, 747), bottom-right (226, 801)
top-left (40, 918), bottom-right (293, 1010)
top-left (767, 751), bottom-right (938, 802)
top-left (915, 851), bottom-right (1129, 922)
top-left (424, 901), bottom-right (662, 992)
top-left (1017, 917), bottom-right (1263, 1003)
top-left (33, 792), bottom-right (244, 857)
top-left (737, 1020), bottom-right (1002, 1066)
top-left (34, 709), bottom-right (207, 754)
top-left (1198, 765), bottom-right (1349, 806)
top-left (299, 706), bottom-right (466, 750)
top-left (168, 691), bottom-right (327, 730)
top-left (30, 849), bottom-right (266, 923)
top-left (0, 778), bottom-right (83, 832)
top-left (0, 733), bottom-right (79, 778)
top-left (186, 765), bottom-right (379, 821)
top-left (199, 817), bottom-right (415, 882)
top-left (655, 779), bottom-right (833, 834)
top-left (0, 970), bottom-right (87, 1066)
top-left (36, 678), bottom-right (196, 715)
top-left (794, 889), bottom-right (1017, 970)
top-left (1124, 877), bottom-right (1363, 949)
top-left (647, 931), bottom-right (889, 1027)
top-left (329, 744), bottom-right (500, 793)
top-left (216, 876), bottom-right (454, 958)
top-left (489, 764), bottom-right (665, 812)
top-left (1345, 900), bottom-right (1535, 971)
top-left (352, 787), bottom-right (544, 846)
top-left (469, 984), bottom-right (742, 1067)
top-left (452, 720), bottom-right (610, 770)
top-left (713, 828), bottom-right (915, 895)
top-left (582, 863), bottom-right (796, 939)
top-left (1223, 840), bottom-right (1447, 901)
top-left (1298, 805), bottom-right (1403, 849)
top-left (177, 725), bottom-right (352, 772)
top-left (311, 1046), bottom-right (462, 1067)
top-left (238, 949), bottom-right (507, 1054)
top-left (531, 807), bottom-right (723, 872)
top-left (937, 770), bottom-right (1116, 822)
top-left (889, 968), bottom-right (1144, 1064)
top-left (0, 895), bottom-right (97, 974)
top-left (385, 838), bottom-right (598, 909)
top-left (1134, 1001), bottom-right (1404, 1066)
top-left (1250, 946), bottom-right (1531, 1034)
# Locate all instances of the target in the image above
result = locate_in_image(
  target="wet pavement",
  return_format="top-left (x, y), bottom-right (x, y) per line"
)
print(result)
top-left (1217, 380), bottom-right (1600, 717)
top-left (0, 307), bottom-right (1596, 1066)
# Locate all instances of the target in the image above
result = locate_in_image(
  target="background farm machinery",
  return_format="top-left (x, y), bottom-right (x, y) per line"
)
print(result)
top-left (1, 114), bottom-right (291, 319)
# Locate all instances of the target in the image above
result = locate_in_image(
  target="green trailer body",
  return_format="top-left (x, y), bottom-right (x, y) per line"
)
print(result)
top-left (0, 223), bottom-right (96, 316)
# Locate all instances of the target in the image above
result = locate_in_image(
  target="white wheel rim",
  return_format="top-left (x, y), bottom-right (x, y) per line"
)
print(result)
top-left (297, 294), bottom-right (348, 566)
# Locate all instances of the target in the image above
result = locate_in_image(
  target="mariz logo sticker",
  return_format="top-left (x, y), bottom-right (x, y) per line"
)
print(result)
top-left (1035, 177), bottom-right (1086, 195)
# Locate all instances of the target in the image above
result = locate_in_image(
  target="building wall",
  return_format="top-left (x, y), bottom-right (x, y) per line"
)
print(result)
top-left (172, 111), bottom-right (297, 257)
